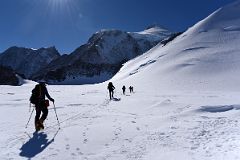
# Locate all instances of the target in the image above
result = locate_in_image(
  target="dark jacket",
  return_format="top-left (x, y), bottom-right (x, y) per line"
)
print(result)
top-left (107, 83), bottom-right (115, 91)
top-left (33, 84), bottom-right (53, 102)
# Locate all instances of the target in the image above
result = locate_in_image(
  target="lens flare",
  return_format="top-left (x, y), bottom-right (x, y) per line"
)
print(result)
top-left (47, 0), bottom-right (71, 13)
top-left (48, 0), bottom-right (69, 6)
top-left (44, 0), bottom-right (79, 23)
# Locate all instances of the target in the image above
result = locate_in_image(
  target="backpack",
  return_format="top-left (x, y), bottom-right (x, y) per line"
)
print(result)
top-left (30, 84), bottom-right (41, 105)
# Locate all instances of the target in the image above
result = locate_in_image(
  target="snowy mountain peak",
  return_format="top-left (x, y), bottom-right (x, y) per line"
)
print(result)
top-left (3, 46), bottom-right (31, 53)
top-left (75, 27), bottom-right (172, 65)
top-left (129, 25), bottom-right (173, 49)
top-left (38, 46), bottom-right (58, 52)
top-left (88, 29), bottom-right (129, 46)
top-left (142, 25), bottom-right (172, 35)
top-left (146, 24), bottom-right (162, 29)
top-left (33, 27), bottom-right (173, 84)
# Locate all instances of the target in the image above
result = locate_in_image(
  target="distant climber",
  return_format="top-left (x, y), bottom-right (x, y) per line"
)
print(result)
top-left (107, 82), bottom-right (115, 100)
top-left (30, 81), bottom-right (54, 131)
top-left (122, 85), bottom-right (126, 95)
top-left (129, 86), bottom-right (134, 93)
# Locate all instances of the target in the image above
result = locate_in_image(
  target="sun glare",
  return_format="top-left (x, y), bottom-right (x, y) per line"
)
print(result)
top-left (48, 0), bottom-right (69, 9)
top-left (45, 0), bottom-right (78, 17)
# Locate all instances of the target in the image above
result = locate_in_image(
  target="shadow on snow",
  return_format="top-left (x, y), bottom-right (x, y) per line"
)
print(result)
top-left (112, 97), bottom-right (121, 101)
top-left (19, 129), bottom-right (59, 159)
top-left (198, 104), bottom-right (240, 113)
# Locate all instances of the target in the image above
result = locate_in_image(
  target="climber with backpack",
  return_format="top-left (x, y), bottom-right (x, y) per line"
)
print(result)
top-left (30, 80), bottom-right (54, 131)
top-left (107, 82), bottom-right (115, 100)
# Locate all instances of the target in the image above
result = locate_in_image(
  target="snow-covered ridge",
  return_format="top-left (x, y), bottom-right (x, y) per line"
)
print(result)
top-left (32, 26), bottom-right (173, 84)
top-left (112, 0), bottom-right (240, 92)
top-left (130, 25), bottom-right (173, 45)
top-left (138, 25), bottom-right (172, 35)
top-left (185, 0), bottom-right (240, 36)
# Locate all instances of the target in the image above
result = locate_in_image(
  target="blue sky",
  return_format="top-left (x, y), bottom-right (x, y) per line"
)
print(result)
top-left (0, 0), bottom-right (236, 54)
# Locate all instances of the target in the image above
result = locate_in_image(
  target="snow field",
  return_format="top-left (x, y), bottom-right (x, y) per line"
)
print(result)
top-left (1, 83), bottom-right (240, 159)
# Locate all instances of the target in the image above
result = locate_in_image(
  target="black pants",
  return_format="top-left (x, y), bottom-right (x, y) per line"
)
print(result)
top-left (35, 101), bottom-right (48, 123)
top-left (109, 90), bottom-right (114, 99)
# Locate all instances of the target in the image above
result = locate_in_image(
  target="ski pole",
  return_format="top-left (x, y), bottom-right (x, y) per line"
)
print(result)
top-left (53, 102), bottom-right (60, 128)
top-left (25, 107), bottom-right (35, 128)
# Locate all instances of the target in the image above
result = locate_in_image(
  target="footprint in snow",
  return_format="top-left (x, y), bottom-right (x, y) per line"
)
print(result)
top-left (83, 139), bottom-right (88, 144)
top-left (78, 152), bottom-right (84, 155)
top-left (13, 99), bottom-right (24, 101)
top-left (71, 153), bottom-right (76, 156)
top-left (101, 99), bottom-right (110, 106)
top-left (66, 144), bottom-right (70, 150)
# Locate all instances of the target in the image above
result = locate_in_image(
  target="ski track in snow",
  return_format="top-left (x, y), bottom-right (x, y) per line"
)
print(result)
top-left (1, 84), bottom-right (240, 160)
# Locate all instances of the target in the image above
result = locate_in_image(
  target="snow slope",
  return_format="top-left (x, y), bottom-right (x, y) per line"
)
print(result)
top-left (1, 81), bottom-right (240, 160)
top-left (112, 0), bottom-right (240, 92)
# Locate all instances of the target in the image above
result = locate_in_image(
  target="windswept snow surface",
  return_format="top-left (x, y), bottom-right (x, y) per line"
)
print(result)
top-left (1, 82), bottom-right (240, 160)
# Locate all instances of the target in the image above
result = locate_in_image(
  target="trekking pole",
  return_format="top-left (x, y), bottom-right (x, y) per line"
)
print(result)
top-left (29, 103), bottom-right (31, 112)
top-left (53, 102), bottom-right (60, 128)
top-left (25, 107), bottom-right (35, 128)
